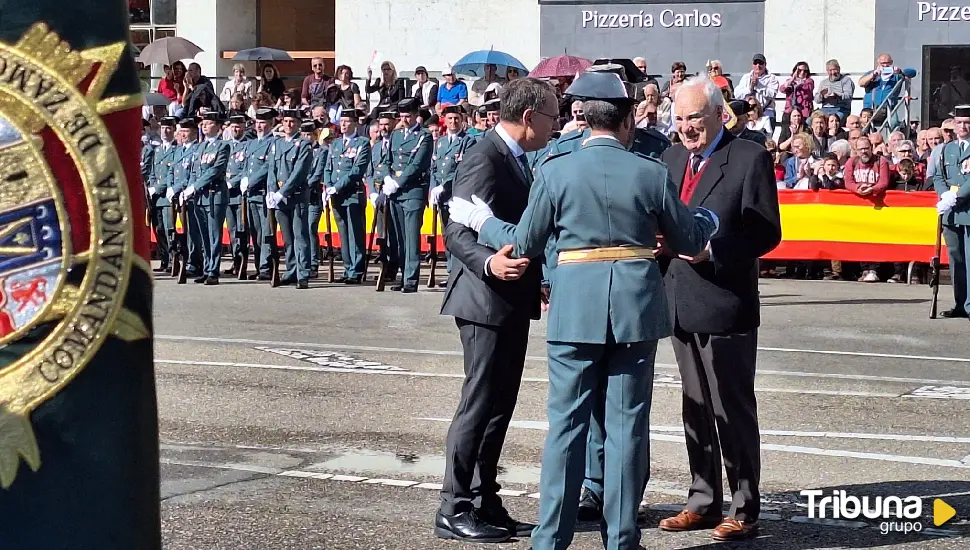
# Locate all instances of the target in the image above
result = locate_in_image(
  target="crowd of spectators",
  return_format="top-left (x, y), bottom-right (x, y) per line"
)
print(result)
top-left (143, 49), bottom-right (934, 285)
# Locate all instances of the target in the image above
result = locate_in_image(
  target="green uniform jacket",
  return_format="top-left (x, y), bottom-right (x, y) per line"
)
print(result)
top-left (244, 135), bottom-right (275, 202)
top-left (389, 124), bottom-right (433, 206)
top-left (150, 140), bottom-right (177, 207)
top-left (431, 130), bottom-right (473, 201)
top-left (268, 135), bottom-right (314, 197)
top-left (326, 134), bottom-right (372, 206)
top-left (140, 140), bottom-right (154, 191)
top-left (477, 137), bottom-right (716, 344)
top-left (172, 141), bottom-right (201, 194)
top-left (932, 140), bottom-right (970, 226)
top-left (226, 138), bottom-right (249, 205)
top-left (193, 137), bottom-right (231, 207)
top-left (368, 137), bottom-right (393, 193)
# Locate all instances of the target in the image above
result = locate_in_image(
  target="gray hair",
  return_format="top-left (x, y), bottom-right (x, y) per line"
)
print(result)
top-left (826, 59), bottom-right (840, 69)
top-left (232, 63), bottom-right (246, 74)
top-left (500, 77), bottom-right (556, 123)
top-left (829, 139), bottom-right (850, 157)
top-left (674, 74), bottom-right (724, 114)
top-left (895, 139), bottom-right (915, 152)
top-left (644, 82), bottom-right (660, 95)
top-left (889, 130), bottom-right (906, 141)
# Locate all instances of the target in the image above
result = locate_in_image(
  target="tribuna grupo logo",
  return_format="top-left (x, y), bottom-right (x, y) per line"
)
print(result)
top-left (800, 490), bottom-right (924, 534)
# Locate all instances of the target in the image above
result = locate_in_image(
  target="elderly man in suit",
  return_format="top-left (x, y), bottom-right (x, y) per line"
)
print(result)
top-left (448, 71), bottom-right (720, 550)
top-left (435, 78), bottom-right (560, 543)
top-left (933, 104), bottom-right (970, 320)
top-left (656, 75), bottom-right (782, 541)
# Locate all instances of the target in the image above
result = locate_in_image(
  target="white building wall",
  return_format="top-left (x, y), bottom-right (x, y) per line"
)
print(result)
top-left (335, 0), bottom-right (541, 78)
top-left (177, 0), bottom-right (258, 80)
top-left (763, 0), bottom-right (876, 113)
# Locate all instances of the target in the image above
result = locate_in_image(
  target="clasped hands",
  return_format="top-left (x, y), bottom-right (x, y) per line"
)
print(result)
top-left (654, 236), bottom-right (712, 263)
top-left (265, 191), bottom-right (286, 208)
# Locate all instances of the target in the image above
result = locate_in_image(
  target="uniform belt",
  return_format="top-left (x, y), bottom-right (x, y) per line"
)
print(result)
top-left (557, 246), bottom-right (655, 264)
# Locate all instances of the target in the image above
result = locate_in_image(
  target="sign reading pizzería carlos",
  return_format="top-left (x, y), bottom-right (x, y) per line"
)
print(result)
top-left (581, 8), bottom-right (723, 29)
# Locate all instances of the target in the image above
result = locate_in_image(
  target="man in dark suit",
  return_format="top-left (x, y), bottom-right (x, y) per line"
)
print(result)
top-left (656, 76), bottom-right (782, 541)
top-left (435, 78), bottom-right (560, 543)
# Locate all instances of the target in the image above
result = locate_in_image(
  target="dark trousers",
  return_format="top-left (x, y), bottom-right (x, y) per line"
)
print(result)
top-left (151, 203), bottom-right (172, 269)
top-left (943, 224), bottom-right (970, 313)
top-left (186, 200), bottom-right (207, 274)
top-left (334, 201), bottom-right (366, 279)
top-left (308, 192), bottom-right (323, 270)
top-left (225, 202), bottom-right (241, 261)
top-left (440, 316), bottom-right (530, 515)
top-left (670, 324), bottom-right (761, 522)
top-left (246, 199), bottom-right (270, 276)
top-left (275, 195), bottom-right (311, 281)
top-left (388, 199), bottom-right (424, 287)
top-left (203, 202), bottom-right (227, 278)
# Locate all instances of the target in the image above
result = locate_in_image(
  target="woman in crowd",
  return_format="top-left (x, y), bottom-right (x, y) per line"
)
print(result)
top-left (781, 61), bottom-right (815, 124)
top-left (505, 66), bottom-right (522, 82)
top-left (827, 113), bottom-right (847, 141)
top-left (828, 139), bottom-right (852, 169)
top-left (159, 61), bottom-right (186, 116)
top-left (247, 92), bottom-right (272, 119)
top-left (328, 64), bottom-right (362, 110)
top-left (366, 61), bottom-right (405, 116)
top-left (660, 61), bottom-right (688, 99)
top-left (278, 88), bottom-right (301, 110)
top-left (707, 59), bottom-right (733, 95)
top-left (220, 63), bottom-right (253, 106)
top-left (258, 63), bottom-right (286, 103)
top-left (227, 93), bottom-right (246, 113)
top-left (808, 112), bottom-right (831, 157)
top-left (746, 95), bottom-right (773, 136)
top-left (784, 133), bottom-right (820, 189)
top-left (776, 109), bottom-right (808, 151)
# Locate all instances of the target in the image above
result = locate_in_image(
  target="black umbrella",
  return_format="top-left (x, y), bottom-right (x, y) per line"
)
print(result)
top-left (591, 58), bottom-right (647, 83)
top-left (232, 47), bottom-right (293, 62)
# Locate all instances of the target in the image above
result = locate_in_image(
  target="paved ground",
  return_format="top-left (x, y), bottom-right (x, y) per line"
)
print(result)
top-left (154, 261), bottom-right (970, 549)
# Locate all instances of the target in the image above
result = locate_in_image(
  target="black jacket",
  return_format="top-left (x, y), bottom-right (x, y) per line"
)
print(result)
top-left (440, 130), bottom-right (543, 325)
top-left (660, 132), bottom-right (782, 334)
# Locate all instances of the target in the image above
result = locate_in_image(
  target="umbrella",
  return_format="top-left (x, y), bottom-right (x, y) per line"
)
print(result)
top-left (232, 47), bottom-right (293, 62)
top-left (530, 55), bottom-right (592, 79)
top-left (591, 58), bottom-right (648, 83)
top-left (136, 36), bottom-right (202, 66)
top-left (143, 92), bottom-right (170, 106)
top-left (452, 48), bottom-right (528, 78)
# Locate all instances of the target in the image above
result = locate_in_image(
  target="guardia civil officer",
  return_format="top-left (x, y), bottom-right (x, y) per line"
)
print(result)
top-left (933, 104), bottom-right (970, 320)
top-left (382, 97), bottom-right (433, 292)
top-left (169, 117), bottom-right (204, 276)
top-left (447, 71), bottom-right (719, 549)
top-left (241, 108), bottom-right (278, 280)
top-left (429, 104), bottom-right (472, 281)
top-left (367, 108), bottom-right (400, 276)
top-left (267, 108), bottom-right (315, 288)
top-left (148, 116), bottom-right (179, 273)
top-left (325, 108), bottom-right (372, 283)
top-left (304, 120), bottom-right (325, 277)
top-left (184, 111), bottom-right (230, 285)
top-left (225, 112), bottom-right (250, 275)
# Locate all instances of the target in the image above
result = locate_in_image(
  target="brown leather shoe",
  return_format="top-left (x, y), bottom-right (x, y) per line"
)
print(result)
top-left (712, 518), bottom-right (759, 541)
top-left (658, 510), bottom-right (723, 532)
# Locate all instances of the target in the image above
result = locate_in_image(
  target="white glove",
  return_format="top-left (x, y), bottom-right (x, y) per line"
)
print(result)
top-left (696, 207), bottom-right (720, 236)
top-left (148, 186), bottom-right (156, 196)
top-left (326, 186), bottom-right (338, 198)
top-left (937, 190), bottom-right (958, 214)
top-left (272, 191), bottom-right (286, 206)
top-left (447, 194), bottom-right (494, 232)
top-left (266, 193), bottom-right (277, 208)
top-left (165, 187), bottom-right (175, 200)
top-left (184, 185), bottom-right (196, 198)
top-left (240, 177), bottom-right (249, 194)
top-left (430, 185), bottom-right (445, 205)
top-left (369, 192), bottom-right (379, 207)
top-left (382, 175), bottom-right (400, 195)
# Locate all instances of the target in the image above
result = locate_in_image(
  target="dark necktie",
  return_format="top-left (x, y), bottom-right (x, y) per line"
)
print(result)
top-left (516, 153), bottom-right (532, 183)
top-left (690, 154), bottom-right (702, 177)
top-left (681, 154), bottom-right (704, 203)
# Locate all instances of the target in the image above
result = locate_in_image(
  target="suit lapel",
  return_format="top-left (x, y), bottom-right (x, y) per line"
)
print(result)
top-left (688, 133), bottom-right (733, 207)
top-left (489, 129), bottom-right (529, 187)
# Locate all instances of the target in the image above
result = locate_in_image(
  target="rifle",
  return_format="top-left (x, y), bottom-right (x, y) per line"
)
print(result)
top-left (266, 206), bottom-right (281, 287)
top-left (237, 193), bottom-right (249, 280)
top-left (324, 195), bottom-right (335, 282)
top-left (375, 201), bottom-right (390, 292)
top-left (427, 204), bottom-right (439, 288)
top-left (169, 200), bottom-right (181, 278)
top-left (930, 213), bottom-right (944, 319)
top-left (176, 198), bottom-right (189, 284)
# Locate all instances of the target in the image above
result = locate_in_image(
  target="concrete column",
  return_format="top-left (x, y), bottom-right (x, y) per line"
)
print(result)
top-left (176, 0), bottom-right (258, 82)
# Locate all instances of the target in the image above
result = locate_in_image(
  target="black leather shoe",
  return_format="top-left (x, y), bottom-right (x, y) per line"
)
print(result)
top-left (153, 266), bottom-right (169, 273)
top-left (401, 285), bottom-right (418, 294)
top-left (253, 273), bottom-right (270, 281)
top-left (478, 507), bottom-right (535, 538)
top-left (279, 277), bottom-right (296, 286)
top-left (204, 277), bottom-right (219, 286)
top-left (307, 272), bottom-right (319, 280)
top-left (434, 510), bottom-right (511, 543)
top-left (344, 276), bottom-right (362, 284)
top-left (223, 268), bottom-right (235, 276)
top-left (576, 487), bottom-right (603, 523)
top-left (437, 281), bottom-right (448, 288)
top-left (297, 280), bottom-right (309, 289)
top-left (390, 284), bottom-right (404, 291)
top-left (193, 275), bottom-right (208, 284)
top-left (941, 308), bottom-right (968, 318)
